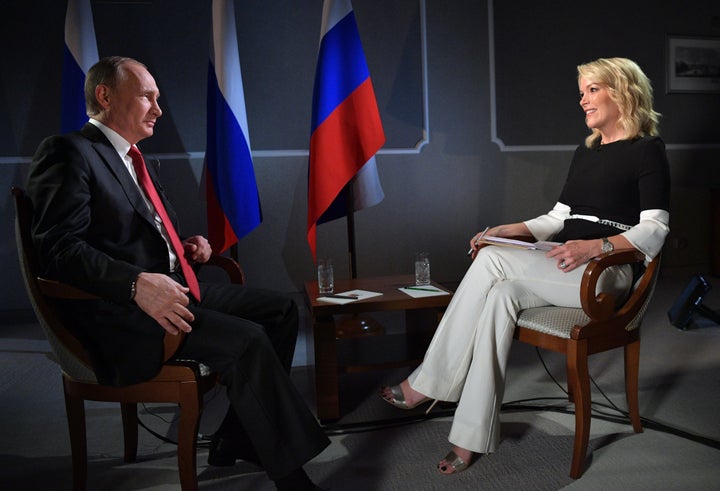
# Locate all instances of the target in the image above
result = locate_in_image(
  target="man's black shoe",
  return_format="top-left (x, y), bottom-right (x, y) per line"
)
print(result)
top-left (208, 436), bottom-right (237, 466)
top-left (208, 436), bottom-right (261, 467)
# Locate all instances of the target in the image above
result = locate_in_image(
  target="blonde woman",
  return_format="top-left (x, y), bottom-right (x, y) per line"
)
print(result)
top-left (381, 57), bottom-right (670, 474)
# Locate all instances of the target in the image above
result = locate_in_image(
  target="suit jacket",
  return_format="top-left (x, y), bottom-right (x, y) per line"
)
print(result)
top-left (27, 123), bottom-right (183, 385)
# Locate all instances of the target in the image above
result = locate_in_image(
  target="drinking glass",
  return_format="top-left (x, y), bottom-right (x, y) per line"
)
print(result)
top-left (317, 258), bottom-right (334, 294)
top-left (414, 252), bottom-right (430, 286)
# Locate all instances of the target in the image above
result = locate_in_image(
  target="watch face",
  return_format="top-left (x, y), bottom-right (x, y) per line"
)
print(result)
top-left (602, 238), bottom-right (613, 253)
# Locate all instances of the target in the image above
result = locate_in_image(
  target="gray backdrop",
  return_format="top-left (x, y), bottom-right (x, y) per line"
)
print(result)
top-left (2, 0), bottom-right (719, 319)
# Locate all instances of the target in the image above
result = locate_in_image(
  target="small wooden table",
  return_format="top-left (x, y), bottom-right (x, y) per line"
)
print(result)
top-left (304, 275), bottom-right (453, 421)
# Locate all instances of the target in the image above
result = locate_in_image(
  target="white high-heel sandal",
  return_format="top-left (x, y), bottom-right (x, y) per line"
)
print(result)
top-left (381, 385), bottom-right (439, 414)
top-left (437, 450), bottom-right (470, 474)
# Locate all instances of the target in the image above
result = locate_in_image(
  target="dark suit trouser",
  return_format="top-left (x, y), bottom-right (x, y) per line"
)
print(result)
top-left (177, 281), bottom-right (329, 479)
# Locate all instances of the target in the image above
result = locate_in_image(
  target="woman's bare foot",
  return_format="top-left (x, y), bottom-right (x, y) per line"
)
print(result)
top-left (437, 446), bottom-right (474, 474)
top-left (379, 379), bottom-right (430, 409)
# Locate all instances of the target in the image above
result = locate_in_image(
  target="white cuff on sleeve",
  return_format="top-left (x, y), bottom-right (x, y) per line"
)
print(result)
top-left (523, 202), bottom-right (570, 240)
top-left (622, 209), bottom-right (670, 261)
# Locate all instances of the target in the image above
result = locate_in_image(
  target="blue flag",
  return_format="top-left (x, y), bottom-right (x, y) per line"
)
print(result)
top-left (205, 0), bottom-right (262, 253)
top-left (61, 0), bottom-right (98, 133)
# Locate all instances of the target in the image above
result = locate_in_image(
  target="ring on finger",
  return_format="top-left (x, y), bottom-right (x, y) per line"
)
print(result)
top-left (560, 260), bottom-right (567, 269)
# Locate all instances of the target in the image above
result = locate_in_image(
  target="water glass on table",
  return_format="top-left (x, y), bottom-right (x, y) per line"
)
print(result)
top-left (414, 252), bottom-right (430, 286)
top-left (317, 258), bottom-right (334, 294)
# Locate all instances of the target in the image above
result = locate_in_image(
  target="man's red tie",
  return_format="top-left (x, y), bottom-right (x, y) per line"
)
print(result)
top-left (128, 146), bottom-right (201, 301)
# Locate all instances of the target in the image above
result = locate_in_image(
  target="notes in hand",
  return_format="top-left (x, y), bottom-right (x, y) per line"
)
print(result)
top-left (475, 236), bottom-right (562, 251)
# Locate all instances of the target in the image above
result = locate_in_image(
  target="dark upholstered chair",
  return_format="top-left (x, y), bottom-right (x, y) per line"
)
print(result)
top-left (12, 187), bottom-right (244, 490)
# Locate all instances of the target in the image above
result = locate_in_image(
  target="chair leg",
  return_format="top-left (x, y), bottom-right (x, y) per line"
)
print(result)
top-left (567, 339), bottom-right (590, 479)
top-left (121, 403), bottom-right (139, 463)
top-left (63, 378), bottom-right (87, 491)
top-left (624, 339), bottom-right (643, 433)
top-left (567, 376), bottom-right (575, 403)
top-left (177, 383), bottom-right (201, 491)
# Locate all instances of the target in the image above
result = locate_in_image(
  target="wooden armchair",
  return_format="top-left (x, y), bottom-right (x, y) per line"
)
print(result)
top-left (499, 237), bottom-right (661, 478)
top-left (12, 187), bottom-right (244, 491)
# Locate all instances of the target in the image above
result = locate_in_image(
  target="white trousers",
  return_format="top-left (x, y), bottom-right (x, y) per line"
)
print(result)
top-left (408, 246), bottom-right (633, 454)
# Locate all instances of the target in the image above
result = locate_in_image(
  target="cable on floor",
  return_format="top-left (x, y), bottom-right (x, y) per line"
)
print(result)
top-left (136, 385), bottom-right (223, 447)
top-left (135, 348), bottom-right (720, 452)
top-left (321, 347), bottom-right (720, 452)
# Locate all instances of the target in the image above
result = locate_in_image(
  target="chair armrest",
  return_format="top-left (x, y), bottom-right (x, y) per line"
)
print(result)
top-left (37, 277), bottom-right (97, 300)
top-left (162, 330), bottom-right (186, 362)
top-left (163, 254), bottom-right (243, 361)
top-left (196, 254), bottom-right (245, 285)
top-left (36, 277), bottom-right (184, 361)
top-left (38, 254), bottom-right (244, 363)
top-left (478, 237), bottom-right (645, 322)
top-left (39, 254), bottom-right (244, 299)
top-left (163, 255), bottom-right (243, 361)
top-left (580, 249), bottom-right (645, 320)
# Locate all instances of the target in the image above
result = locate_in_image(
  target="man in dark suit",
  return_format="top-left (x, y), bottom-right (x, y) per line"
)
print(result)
top-left (27, 56), bottom-right (328, 490)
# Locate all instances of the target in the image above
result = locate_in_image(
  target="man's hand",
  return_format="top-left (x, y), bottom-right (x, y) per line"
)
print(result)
top-left (183, 235), bottom-right (212, 264)
top-left (133, 272), bottom-right (194, 335)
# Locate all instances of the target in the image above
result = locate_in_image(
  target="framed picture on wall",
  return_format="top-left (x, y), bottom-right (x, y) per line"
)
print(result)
top-left (666, 35), bottom-right (720, 93)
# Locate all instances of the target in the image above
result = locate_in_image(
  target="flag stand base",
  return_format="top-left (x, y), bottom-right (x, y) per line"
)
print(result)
top-left (335, 314), bottom-right (385, 339)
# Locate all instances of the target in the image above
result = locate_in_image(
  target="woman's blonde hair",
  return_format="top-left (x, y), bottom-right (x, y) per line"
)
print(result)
top-left (577, 57), bottom-right (661, 148)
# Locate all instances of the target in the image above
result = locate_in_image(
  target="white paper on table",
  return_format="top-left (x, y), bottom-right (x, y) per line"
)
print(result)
top-left (317, 289), bottom-right (383, 304)
top-left (398, 285), bottom-right (451, 298)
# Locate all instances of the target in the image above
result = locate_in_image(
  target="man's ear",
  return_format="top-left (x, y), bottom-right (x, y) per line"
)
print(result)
top-left (94, 84), bottom-right (111, 110)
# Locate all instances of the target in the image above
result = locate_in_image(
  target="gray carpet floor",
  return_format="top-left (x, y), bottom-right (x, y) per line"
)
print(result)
top-left (1, 266), bottom-right (719, 490)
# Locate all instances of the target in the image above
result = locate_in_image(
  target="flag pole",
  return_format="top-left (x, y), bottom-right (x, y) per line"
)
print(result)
top-left (346, 180), bottom-right (357, 279)
top-left (335, 177), bottom-right (384, 338)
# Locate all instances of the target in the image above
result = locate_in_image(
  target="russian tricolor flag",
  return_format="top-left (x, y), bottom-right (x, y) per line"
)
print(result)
top-left (307, 0), bottom-right (386, 259)
top-left (61, 0), bottom-right (98, 133)
top-left (205, 0), bottom-right (262, 253)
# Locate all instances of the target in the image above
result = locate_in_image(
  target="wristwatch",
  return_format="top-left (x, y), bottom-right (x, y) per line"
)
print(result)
top-left (601, 237), bottom-right (614, 254)
top-left (129, 280), bottom-right (137, 301)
